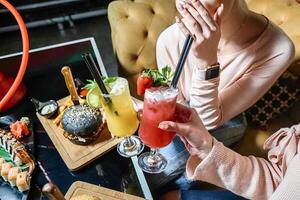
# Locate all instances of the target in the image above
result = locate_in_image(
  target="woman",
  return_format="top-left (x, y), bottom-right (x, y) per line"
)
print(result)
top-left (157, 0), bottom-right (295, 138)
top-left (159, 104), bottom-right (300, 200)
top-left (147, 0), bottom-right (295, 190)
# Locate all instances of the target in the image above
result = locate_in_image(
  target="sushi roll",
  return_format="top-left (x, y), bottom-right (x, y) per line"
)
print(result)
top-left (3, 133), bottom-right (13, 151)
top-left (2, 134), bottom-right (8, 150)
top-left (12, 142), bottom-right (24, 166)
top-left (1, 162), bottom-right (13, 181)
top-left (0, 130), bottom-right (5, 146)
top-left (0, 157), bottom-right (5, 174)
top-left (8, 167), bottom-right (21, 186)
top-left (7, 138), bottom-right (17, 154)
top-left (16, 172), bottom-right (30, 192)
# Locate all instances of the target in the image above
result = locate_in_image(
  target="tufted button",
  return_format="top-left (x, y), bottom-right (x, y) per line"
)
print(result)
top-left (277, 21), bottom-right (283, 26)
top-left (286, 2), bottom-right (292, 6)
top-left (131, 54), bottom-right (138, 61)
top-left (120, 12), bottom-right (129, 19)
top-left (143, 30), bottom-right (148, 38)
top-left (150, 7), bottom-right (155, 15)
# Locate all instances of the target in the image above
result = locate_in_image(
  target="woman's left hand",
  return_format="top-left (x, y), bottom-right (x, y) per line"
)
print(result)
top-left (177, 0), bottom-right (224, 67)
top-left (159, 103), bottom-right (213, 159)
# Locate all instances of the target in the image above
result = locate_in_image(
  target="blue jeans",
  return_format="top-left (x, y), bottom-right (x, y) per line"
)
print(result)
top-left (146, 114), bottom-right (248, 191)
top-left (180, 190), bottom-right (247, 200)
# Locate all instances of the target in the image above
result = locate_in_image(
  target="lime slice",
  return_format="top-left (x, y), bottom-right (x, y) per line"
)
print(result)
top-left (86, 87), bottom-right (102, 108)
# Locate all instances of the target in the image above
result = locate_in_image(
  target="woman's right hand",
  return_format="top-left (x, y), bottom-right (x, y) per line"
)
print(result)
top-left (159, 103), bottom-right (214, 159)
top-left (176, 0), bottom-right (224, 67)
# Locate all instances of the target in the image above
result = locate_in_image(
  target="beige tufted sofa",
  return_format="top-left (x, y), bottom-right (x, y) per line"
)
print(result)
top-left (108, 0), bottom-right (300, 157)
top-left (108, 0), bottom-right (179, 97)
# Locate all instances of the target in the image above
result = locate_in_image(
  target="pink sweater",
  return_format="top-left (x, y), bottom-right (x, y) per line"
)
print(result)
top-left (156, 19), bottom-right (297, 199)
top-left (186, 124), bottom-right (300, 200)
top-left (156, 20), bottom-right (295, 130)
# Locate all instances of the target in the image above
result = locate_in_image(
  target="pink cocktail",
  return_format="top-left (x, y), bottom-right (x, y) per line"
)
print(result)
top-left (139, 88), bottom-right (177, 148)
top-left (138, 87), bottom-right (178, 174)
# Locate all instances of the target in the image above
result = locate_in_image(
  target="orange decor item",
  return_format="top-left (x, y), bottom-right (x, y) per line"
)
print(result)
top-left (0, 0), bottom-right (29, 112)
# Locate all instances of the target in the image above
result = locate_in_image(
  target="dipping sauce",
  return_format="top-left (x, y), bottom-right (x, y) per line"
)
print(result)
top-left (41, 104), bottom-right (58, 115)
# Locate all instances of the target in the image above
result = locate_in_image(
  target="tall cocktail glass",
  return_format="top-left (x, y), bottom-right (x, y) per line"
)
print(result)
top-left (100, 77), bottom-right (144, 157)
top-left (138, 87), bottom-right (178, 173)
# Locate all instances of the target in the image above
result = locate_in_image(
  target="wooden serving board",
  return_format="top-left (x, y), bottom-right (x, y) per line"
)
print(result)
top-left (65, 181), bottom-right (145, 200)
top-left (37, 97), bottom-right (122, 171)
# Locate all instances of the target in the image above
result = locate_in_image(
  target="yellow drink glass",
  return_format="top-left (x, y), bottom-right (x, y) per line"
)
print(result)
top-left (100, 77), bottom-right (144, 157)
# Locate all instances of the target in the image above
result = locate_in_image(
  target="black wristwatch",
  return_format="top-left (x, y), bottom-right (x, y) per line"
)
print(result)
top-left (196, 63), bottom-right (220, 80)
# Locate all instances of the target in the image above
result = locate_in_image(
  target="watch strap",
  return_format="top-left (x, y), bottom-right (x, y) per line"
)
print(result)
top-left (196, 63), bottom-right (220, 80)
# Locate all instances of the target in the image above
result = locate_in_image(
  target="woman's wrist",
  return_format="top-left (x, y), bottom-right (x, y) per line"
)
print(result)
top-left (195, 57), bottom-right (218, 69)
top-left (197, 134), bottom-right (214, 160)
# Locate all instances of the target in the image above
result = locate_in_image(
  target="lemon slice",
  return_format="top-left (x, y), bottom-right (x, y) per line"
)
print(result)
top-left (86, 87), bottom-right (102, 109)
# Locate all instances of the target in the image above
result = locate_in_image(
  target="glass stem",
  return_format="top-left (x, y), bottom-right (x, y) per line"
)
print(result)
top-left (123, 136), bottom-right (135, 150)
top-left (147, 148), bottom-right (160, 166)
top-left (149, 148), bottom-right (157, 157)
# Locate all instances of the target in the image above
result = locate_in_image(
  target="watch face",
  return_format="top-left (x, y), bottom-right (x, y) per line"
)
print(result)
top-left (205, 66), bottom-right (220, 80)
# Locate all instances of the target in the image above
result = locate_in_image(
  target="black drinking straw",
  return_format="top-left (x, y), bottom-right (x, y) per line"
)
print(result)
top-left (82, 53), bottom-right (119, 115)
top-left (82, 53), bottom-right (111, 104)
top-left (171, 35), bottom-right (193, 88)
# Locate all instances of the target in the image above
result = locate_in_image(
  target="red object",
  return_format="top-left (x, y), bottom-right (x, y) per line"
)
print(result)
top-left (139, 88), bottom-right (177, 148)
top-left (10, 120), bottom-right (30, 139)
top-left (79, 89), bottom-right (89, 98)
top-left (0, 72), bottom-right (27, 111)
top-left (137, 75), bottom-right (154, 96)
top-left (0, 0), bottom-right (29, 111)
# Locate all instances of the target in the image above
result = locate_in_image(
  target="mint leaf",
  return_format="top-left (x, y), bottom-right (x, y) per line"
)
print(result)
top-left (103, 77), bottom-right (117, 84)
top-left (161, 65), bottom-right (171, 77)
top-left (142, 65), bottom-right (174, 87)
top-left (83, 79), bottom-right (97, 90)
top-left (160, 65), bottom-right (174, 86)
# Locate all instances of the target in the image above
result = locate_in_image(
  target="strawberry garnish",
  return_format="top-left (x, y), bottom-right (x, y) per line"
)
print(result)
top-left (137, 65), bottom-right (174, 96)
top-left (137, 75), bottom-right (154, 96)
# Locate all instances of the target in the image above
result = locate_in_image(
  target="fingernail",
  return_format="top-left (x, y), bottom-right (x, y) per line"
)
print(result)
top-left (211, 26), bottom-right (216, 31)
top-left (191, 0), bottom-right (196, 3)
top-left (158, 123), bottom-right (169, 130)
top-left (179, 0), bottom-right (185, 6)
top-left (178, 1), bottom-right (184, 10)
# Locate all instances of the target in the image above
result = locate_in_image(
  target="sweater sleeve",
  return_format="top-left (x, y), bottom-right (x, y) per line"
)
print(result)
top-left (270, 155), bottom-right (300, 200)
top-left (189, 40), bottom-right (295, 130)
top-left (186, 124), bottom-right (300, 200)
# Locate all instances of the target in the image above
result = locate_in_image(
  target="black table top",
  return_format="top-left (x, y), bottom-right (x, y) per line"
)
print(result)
top-left (0, 65), bottom-right (146, 200)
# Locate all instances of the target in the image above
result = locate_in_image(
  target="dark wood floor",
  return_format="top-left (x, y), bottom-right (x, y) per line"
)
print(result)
top-left (0, 15), bottom-right (118, 76)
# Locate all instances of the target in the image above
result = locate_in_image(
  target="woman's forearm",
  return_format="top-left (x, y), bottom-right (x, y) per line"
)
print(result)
top-left (186, 138), bottom-right (280, 200)
top-left (186, 124), bottom-right (300, 200)
top-left (189, 69), bottom-right (222, 130)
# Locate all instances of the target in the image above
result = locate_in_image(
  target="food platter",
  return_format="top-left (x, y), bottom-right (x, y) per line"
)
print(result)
top-left (65, 181), bottom-right (144, 200)
top-left (37, 97), bottom-right (122, 171)
top-left (0, 120), bottom-right (35, 200)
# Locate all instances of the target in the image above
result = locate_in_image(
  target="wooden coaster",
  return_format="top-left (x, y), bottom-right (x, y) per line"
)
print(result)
top-left (65, 181), bottom-right (145, 200)
top-left (37, 97), bottom-right (122, 171)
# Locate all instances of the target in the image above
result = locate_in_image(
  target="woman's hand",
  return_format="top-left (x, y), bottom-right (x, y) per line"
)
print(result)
top-left (177, 0), bottom-right (224, 67)
top-left (159, 103), bottom-right (213, 159)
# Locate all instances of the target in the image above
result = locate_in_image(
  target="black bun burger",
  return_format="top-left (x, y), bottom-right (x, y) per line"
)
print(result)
top-left (61, 104), bottom-right (104, 145)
